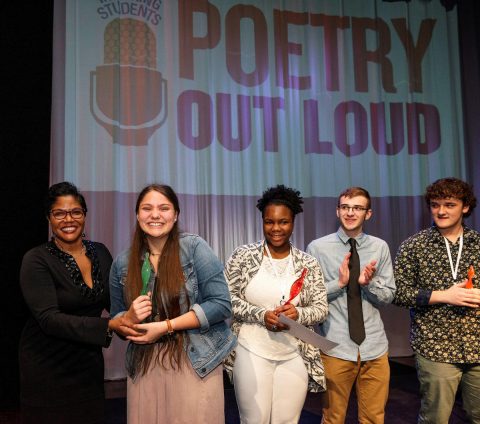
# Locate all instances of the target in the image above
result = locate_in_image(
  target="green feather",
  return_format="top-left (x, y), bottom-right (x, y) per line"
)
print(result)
top-left (141, 252), bottom-right (151, 295)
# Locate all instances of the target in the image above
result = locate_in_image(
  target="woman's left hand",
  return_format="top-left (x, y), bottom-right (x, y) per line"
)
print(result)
top-left (274, 304), bottom-right (299, 329)
top-left (126, 321), bottom-right (167, 344)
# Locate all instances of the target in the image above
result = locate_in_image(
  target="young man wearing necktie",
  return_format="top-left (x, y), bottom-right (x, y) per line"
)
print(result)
top-left (393, 177), bottom-right (480, 423)
top-left (307, 187), bottom-right (396, 424)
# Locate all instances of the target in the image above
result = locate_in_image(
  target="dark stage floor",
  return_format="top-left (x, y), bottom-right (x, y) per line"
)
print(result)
top-left (103, 357), bottom-right (469, 424)
top-left (0, 358), bottom-right (469, 423)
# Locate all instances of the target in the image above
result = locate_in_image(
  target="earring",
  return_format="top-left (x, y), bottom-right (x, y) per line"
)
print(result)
top-left (82, 232), bottom-right (86, 238)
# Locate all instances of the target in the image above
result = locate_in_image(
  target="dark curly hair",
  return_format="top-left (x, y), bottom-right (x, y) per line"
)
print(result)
top-left (425, 177), bottom-right (477, 217)
top-left (256, 185), bottom-right (303, 218)
top-left (44, 181), bottom-right (87, 218)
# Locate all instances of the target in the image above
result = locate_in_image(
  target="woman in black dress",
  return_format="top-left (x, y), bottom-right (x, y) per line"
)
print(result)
top-left (19, 182), bottom-right (128, 424)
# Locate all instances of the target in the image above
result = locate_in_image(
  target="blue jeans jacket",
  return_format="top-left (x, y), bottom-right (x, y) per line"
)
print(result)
top-left (110, 233), bottom-right (236, 377)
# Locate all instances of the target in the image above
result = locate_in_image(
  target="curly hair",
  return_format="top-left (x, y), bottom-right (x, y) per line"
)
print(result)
top-left (425, 177), bottom-right (477, 217)
top-left (256, 185), bottom-right (304, 217)
top-left (44, 181), bottom-right (87, 217)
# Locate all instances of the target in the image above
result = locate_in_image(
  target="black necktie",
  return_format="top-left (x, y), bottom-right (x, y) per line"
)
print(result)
top-left (347, 238), bottom-right (365, 345)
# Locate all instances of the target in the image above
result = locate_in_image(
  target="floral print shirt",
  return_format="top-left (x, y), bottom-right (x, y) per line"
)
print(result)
top-left (393, 225), bottom-right (480, 363)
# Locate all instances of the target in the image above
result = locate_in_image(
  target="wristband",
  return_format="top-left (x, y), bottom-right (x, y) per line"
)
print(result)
top-left (166, 319), bottom-right (174, 335)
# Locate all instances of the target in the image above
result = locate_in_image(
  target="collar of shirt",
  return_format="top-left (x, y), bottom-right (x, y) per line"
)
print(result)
top-left (427, 224), bottom-right (473, 244)
top-left (336, 227), bottom-right (367, 247)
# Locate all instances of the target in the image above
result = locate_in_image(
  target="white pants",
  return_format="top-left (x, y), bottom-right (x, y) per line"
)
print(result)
top-left (233, 344), bottom-right (308, 424)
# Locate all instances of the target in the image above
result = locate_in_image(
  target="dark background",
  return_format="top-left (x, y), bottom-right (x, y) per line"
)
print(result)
top-left (1, 1), bottom-right (53, 407)
top-left (1, 0), bottom-right (479, 410)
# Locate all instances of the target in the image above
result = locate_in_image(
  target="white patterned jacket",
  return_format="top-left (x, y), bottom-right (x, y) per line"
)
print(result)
top-left (224, 240), bottom-right (328, 392)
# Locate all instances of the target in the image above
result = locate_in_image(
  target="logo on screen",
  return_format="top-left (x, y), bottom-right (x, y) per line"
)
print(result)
top-left (90, 18), bottom-right (167, 146)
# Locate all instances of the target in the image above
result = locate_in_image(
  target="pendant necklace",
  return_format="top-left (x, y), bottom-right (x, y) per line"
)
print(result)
top-left (54, 238), bottom-right (86, 258)
top-left (264, 241), bottom-right (293, 304)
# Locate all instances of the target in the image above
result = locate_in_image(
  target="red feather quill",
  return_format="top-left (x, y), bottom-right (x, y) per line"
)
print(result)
top-left (285, 268), bottom-right (308, 305)
top-left (466, 265), bottom-right (475, 289)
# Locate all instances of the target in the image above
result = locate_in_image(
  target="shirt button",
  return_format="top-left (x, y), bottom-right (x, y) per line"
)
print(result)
top-left (201, 368), bottom-right (206, 373)
top-left (190, 347), bottom-right (195, 352)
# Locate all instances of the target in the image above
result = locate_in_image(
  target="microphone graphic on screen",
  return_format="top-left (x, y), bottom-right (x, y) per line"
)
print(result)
top-left (90, 18), bottom-right (167, 146)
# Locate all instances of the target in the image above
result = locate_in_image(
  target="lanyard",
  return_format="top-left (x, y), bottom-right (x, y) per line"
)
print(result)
top-left (444, 235), bottom-right (463, 281)
top-left (264, 241), bottom-right (293, 302)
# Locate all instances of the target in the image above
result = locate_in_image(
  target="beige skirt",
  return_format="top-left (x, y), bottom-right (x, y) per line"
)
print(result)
top-left (127, 352), bottom-right (225, 424)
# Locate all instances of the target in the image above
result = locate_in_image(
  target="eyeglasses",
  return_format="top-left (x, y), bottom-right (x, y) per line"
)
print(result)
top-left (50, 208), bottom-right (85, 220)
top-left (338, 204), bottom-right (369, 213)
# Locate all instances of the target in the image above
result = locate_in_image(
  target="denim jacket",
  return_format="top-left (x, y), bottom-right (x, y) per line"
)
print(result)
top-left (110, 233), bottom-right (236, 378)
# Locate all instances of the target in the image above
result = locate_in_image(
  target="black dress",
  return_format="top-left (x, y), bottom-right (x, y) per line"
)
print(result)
top-left (19, 240), bottom-right (113, 424)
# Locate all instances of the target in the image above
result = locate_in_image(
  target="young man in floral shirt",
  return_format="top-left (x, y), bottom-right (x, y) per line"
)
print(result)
top-left (394, 177), bottom-right (480, 423)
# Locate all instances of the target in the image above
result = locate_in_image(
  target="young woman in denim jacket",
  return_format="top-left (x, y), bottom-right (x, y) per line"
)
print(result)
top-left (109, 184), bottom-right (236, 423)
top-left (224, 185), bottom-right (328, 424)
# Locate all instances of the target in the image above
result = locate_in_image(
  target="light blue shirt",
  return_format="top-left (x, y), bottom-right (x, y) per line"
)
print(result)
top-left (306, 227), bottom-right (395, 361)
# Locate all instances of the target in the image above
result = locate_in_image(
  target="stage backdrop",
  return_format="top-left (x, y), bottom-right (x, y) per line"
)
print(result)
top-left (51, 0), bottom-right (469, 379)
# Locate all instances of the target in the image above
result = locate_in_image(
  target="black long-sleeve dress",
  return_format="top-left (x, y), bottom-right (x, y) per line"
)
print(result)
top-left (19, 239), bottom-right (112, 424)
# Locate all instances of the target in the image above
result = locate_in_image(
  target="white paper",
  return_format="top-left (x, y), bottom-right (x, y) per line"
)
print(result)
top-left (278, 314), bottom-right (338, 352)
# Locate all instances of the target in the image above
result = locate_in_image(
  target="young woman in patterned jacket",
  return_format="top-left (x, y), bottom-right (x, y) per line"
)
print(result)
top-left (224, 185), bottom-right (328, 424)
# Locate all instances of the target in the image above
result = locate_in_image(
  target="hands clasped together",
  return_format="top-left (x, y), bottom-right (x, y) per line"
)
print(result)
top-left (437, 281), bottom-right (480, 308)
top-left (264, 303), bottom-right (298, 332)
top-left (109, 294), bottom-right (172, 344)
top-left (338, 251), bottom-right (377, 288)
